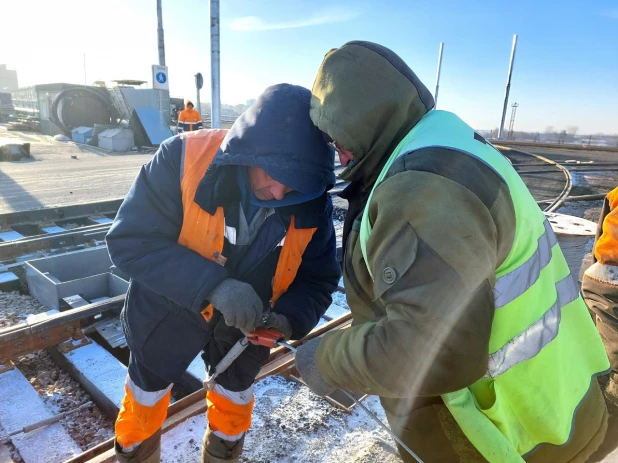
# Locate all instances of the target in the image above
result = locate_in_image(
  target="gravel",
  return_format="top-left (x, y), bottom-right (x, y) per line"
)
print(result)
top-left (0, 292), bottom-right (47, 329)
top-left (14, 351), bottom-right (115, 452)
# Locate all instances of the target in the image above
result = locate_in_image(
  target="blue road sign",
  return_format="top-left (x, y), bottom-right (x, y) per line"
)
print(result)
top-left (156, 72), bottom-right (167, 84)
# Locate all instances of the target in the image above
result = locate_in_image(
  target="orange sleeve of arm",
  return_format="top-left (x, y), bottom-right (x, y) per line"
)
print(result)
top-left (595, 187), bottom-right (618, 265)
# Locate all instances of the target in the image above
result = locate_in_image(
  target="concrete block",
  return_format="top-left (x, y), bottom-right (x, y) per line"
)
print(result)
top-left (0, 368), bottom-right (80, 462)
top-left (0, 140), bottom-right (30, 162)
top-left (0, 272), bottom-right (20, 293)
top-left (25, 247), bottom-right (128, 309)
top-left (0, 230), bottom-right (24, 242)
top-left (48, 339), bottom-right (127, 419)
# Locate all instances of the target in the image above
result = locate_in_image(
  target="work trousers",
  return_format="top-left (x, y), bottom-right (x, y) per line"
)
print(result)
top-left (583, 263), bottom-right (618, 375)
top-left (115, 309), bottom-right (269, 450)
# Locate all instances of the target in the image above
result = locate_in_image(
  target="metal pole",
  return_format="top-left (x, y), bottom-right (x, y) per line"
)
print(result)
top-left (498, 34), bottom-right (518, 139)
top-left (83, 54), bottom-right (86, 85)
top-left (157, 0), bottom-right (165, 66)
top-left (196, 87), bottom-right (202, 118)
top-left (210, 0), bottom-right (221, 129)
top-left (434, 42), bottom-right (444, 109)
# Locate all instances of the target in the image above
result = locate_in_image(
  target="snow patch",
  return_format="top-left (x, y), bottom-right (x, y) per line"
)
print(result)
top-left (160, 376), bottom-right (400, 462)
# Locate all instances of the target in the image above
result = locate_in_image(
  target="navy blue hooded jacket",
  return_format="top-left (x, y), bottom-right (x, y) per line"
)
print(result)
top-left (106, 85), bottom-right (340, 348)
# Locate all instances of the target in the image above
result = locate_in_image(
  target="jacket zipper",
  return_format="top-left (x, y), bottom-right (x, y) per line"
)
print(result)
top-left (237, 214), bottom-right (287, 280)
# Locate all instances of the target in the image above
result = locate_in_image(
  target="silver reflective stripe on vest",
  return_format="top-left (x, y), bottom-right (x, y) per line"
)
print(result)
top-left (484, 275), bottom-right (579, 378)
top-left (493, 220), bottom-right (558, 309)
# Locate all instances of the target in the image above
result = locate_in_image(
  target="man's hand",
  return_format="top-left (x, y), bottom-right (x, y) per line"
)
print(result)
top-left (295, 337), bottom-right (335, 397)
top-left (265, 312), bottom-right (293, 340)
top-left (208, 279), bottom-right (263, 332)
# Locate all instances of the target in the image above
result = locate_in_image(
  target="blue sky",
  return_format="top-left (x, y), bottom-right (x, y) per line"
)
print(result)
top-left (2, 0), bottom-right (616, 133)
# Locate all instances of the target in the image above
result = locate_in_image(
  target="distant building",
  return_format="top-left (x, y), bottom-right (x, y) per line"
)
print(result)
top-left (0, 65), bottom-right (18, 91)
top-left (246, 98), bottom-right (257, 107)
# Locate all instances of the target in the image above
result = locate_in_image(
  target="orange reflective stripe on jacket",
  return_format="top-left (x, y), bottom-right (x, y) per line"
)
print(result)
top-left (206, 389), bottom-right (254, 436)
top-left (595, 187), bottom-right (618, 265)
top-left (115, 384), bottom-right (171, 448)
top-left (272, 216), bottom-right (317, 305)
top-left (177, 130), bottom-right (317, 320)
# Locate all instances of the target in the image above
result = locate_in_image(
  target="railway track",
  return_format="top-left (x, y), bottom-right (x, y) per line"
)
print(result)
top-left (0, 146), bottom-right (615, 462)
top-left (0, 285), bottom-right (353, 462)
top-left (499, 146), bottom-right (574, 212)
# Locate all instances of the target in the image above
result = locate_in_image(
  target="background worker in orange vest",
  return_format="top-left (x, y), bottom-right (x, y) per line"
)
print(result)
top-left (106, 84), bottom-right (340, 463)
top-left (177, 99), bottom-right (204, 133)
top-left (583, 187), bottom-right (618, 407)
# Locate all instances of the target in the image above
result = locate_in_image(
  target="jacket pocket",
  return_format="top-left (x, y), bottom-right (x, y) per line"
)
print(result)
top-left (372, 222), bottom-right (418, 301)
top-left (121, 282), bottom-right (184, 352)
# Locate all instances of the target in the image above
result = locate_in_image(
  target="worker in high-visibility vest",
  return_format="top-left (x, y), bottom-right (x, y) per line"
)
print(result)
top-left (177, 100), bottom-right (203, 133)
top-left (294, 41), bottom-right (610, 463)
top-left (583, 186), bottom-right (618, 407)
top-left (107, 84), bottom-right (340, 463)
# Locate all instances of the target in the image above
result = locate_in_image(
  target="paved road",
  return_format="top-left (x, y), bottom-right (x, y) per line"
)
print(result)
top-left (0, 127), bottom-right (151, 214)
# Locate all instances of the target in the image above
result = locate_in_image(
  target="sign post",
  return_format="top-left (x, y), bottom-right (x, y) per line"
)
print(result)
top-left (195, 72), bottom-right (203, 117)
top-left (152, 65), bottom-right (169, 90)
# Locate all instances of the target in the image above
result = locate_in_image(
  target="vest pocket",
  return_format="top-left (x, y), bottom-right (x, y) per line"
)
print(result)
top-left (477, 380), bottom-right (530, 456)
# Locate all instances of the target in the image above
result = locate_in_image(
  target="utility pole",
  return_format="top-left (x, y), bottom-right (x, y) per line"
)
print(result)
top-left (210, 0), bottom-right (221, 128)
top-left (157, 0), bottom-right (165, 66)
top-left (498, 34), bottom-right (518, 140)
top-left (507, 103), bottom-right (518, 140)
top-left (434, 42), bottom-right (444, 109)
top-left (83, 54), bottom-right (87, 86)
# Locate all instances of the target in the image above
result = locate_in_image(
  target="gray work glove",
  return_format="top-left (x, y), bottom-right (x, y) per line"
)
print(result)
top-left (208, 278), bottom-right (263, 332)
top-left (295, 337), bottom-right (336, 397)
top-left (265, 312), bottom-right (293, 340)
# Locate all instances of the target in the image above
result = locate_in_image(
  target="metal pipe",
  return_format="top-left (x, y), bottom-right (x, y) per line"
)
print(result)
top-left (157, 0), bottom-right (165, 66)
top-left (537, 193), bottom-right (607, 205)
top-left (196, 87), bottom-right (202, 117)
top-left (520, 167), bottom-right (618, 175)
top-left (1, 402), bottom-right (94, 444)
top-left (434, 43), bottom-right (444, 109)
top-left (210, 0), bottom-right (221, 128)
top-left (498, 34), bottom-right (518, 140)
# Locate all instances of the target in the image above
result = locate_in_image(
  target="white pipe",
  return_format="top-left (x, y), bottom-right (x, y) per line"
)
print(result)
top-left (498, 34), bottom-right (518, 140)
top-left (434, 43), bottom-right (444, 109)
top-left (210, 0), bottom-right (221, 129)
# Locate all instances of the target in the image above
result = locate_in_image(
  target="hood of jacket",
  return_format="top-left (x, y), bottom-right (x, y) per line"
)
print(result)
top-left (212, 83), bottom-right (335, 196)
top-left (310, 41), bottom-right (435, 185)
top-left (194, 84), bottom-right (335, 227)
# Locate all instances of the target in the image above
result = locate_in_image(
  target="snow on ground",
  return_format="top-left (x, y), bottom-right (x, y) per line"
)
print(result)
top-left (162, 376), bottom-right (400, 463)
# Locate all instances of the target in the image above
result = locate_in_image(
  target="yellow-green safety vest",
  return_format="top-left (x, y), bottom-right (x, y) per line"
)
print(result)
top-left (360, 110), bottom-right (610, 462)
